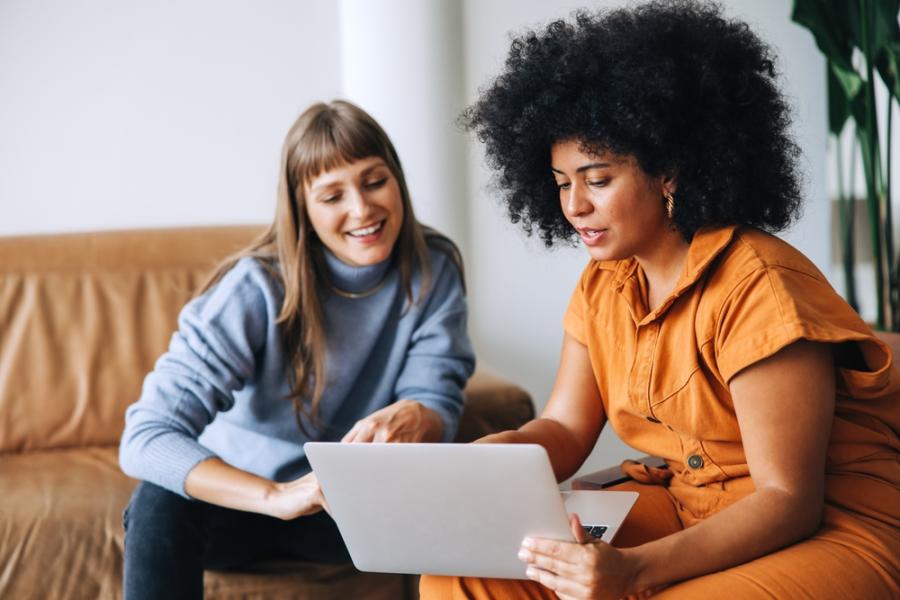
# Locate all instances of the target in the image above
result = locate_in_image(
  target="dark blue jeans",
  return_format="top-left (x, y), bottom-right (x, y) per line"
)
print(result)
top-left (122, 481), bottom-right (350, 600)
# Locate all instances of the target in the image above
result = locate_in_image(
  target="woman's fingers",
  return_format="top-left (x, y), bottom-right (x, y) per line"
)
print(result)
top-left (519, 531), bottom-right (630, 599)
top-left (341, 400), bottom-right (440, 443)
top-left (524, 565), bottom-right (589, 598)
top-left (341, 419), bottom-right (376, 443)
top-left (341, 408), bottom-right (391, 443)
top-left (520, 546), bottom-right (587, 582)
top-left (522, 537), bottom-right (582, 569)
top-left (270, 473), bottom-right (328, 520)
top-left (521, 535), bottom-right (606, 585)
top-left (570, 513), bottom-right (592, 544)
top-left (340, 423), bottom-right (359, 443)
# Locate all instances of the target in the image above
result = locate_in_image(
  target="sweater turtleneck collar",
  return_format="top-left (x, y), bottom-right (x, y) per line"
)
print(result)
top-left (320, 246), bottom-right (394, 295)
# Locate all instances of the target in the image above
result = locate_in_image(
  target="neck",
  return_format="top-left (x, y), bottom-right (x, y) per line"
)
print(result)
top-left (319, 245), bottom-right (394, 297)
top-left (634, 227), bottom-right (690, 310)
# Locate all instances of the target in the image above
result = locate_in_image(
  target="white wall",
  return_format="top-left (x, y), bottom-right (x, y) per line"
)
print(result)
top-left (0, 0), bottom-right (341, 234)
top-left (1, 1), bottom-right (829, 478)
top-left (339, 0), bottom-right (470, 255)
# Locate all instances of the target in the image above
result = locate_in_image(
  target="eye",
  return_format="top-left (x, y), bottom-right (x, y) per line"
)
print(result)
top-left (556, 181), bottom-right (571, 190)
top-left (587, 179), bottom-right (609, 188)
top-left (321, 192), bottom-right (341, 204)
top-left (364, 177), bottom-right (388, 190)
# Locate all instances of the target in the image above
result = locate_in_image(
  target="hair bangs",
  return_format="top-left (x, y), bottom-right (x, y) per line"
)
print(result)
top-left (290, 107), bottom-right (388, 193)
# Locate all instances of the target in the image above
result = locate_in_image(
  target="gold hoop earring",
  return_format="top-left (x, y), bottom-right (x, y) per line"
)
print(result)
top-left (664, 191), bottom-right (675, 220)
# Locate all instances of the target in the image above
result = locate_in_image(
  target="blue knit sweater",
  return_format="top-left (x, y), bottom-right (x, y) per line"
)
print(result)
top-left (119, 245), bottom-right (475, 497)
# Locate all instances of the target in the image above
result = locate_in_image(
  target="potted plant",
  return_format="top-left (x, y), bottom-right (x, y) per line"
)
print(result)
top-left (792, 0), bottom-right (900, 329)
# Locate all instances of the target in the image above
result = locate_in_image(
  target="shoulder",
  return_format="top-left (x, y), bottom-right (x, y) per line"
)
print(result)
top-left (692, 227), bottom-right (842, 322)
top-left (703, 227), bottom-right (869, 342)
top-left (421, 231), bottom-right (465, 289)
top-left (702, 229), bottom-right (873, 382)
top-left (700, 227), bottom-right (837, 321)
top-left (424, 231), bottom-right (462, 269)
top-left (190, 257), bottom-right (283, 320)
top-left (716, 227), bottom-right (828, 285)
top-left (574, 257), bottom-right (628, 302)
top-left (405, 233), bottom-right (467, 315)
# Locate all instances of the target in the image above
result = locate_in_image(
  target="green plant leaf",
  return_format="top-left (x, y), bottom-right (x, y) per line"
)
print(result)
top-left (828, 62), bottom-right (853, 134)
top-left (792, 0), bottom-right (858, 71)
top-left (849, 84), bottom-right (869, 129)
top-left (869, 0), bottom-right (900, 54)
top-left (876, 41), bottom-right (900, 99)
top-left (832, 61), bottom-right (864, 99)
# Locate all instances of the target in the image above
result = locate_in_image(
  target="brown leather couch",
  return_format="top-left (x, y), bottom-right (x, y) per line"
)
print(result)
top-left (0, 225), bottom-right (535, 600)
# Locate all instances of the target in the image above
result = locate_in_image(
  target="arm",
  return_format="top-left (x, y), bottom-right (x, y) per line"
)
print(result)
top-left (184, 458), bottom-right (326, 520)
top-left (119, 259), bottom-right (278, 497)
top-left (519, 339), bottom-right (835, 599)
top-left (480, 332), bottom-right (606, 482)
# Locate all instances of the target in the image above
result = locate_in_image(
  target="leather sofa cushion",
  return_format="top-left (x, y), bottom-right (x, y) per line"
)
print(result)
top-left (0, 447), bottom-right (131, 598)
top-left (0, 447), bottom-right (411, 599)
top-left (0, 226), bottom-right (263, 452)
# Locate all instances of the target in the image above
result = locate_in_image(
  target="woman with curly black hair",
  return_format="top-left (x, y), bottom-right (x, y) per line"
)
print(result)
top-left (421, 2), bottom-right (900, 599)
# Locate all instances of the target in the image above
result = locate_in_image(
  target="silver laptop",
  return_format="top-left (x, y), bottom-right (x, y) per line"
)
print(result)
top-left (304, 442), bottom-right (638, 579)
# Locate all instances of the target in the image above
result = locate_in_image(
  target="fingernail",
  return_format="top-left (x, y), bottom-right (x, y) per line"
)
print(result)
top-left (525, 567), bottom-right (537, 578)
top-left (517, 548), bottom-right (531, 561)
top-left (522, 537), bottom-right (534, 548)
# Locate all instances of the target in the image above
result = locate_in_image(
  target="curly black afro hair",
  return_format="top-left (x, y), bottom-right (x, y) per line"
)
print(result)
top-left (463, 0), bottom-right (803, 245)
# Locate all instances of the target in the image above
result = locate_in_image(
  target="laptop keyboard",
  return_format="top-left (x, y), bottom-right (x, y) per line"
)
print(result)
top-left (581, 525), bottom-right (608, 539)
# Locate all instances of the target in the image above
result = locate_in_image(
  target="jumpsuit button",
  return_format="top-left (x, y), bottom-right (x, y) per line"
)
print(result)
top-left (687, 454), bottom-right (704, 469)
top-left (646, 416), bottom-right (661, 423)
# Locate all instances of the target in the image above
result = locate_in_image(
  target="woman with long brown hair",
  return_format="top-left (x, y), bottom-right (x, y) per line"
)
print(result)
top-left (119, 100), bottom-right (474, 599)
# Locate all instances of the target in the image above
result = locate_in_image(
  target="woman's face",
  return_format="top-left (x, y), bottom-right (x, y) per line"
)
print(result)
top-left (303, 156), bottom-right (404, 267)
top-left (551, 140), bottom-right (671, 262)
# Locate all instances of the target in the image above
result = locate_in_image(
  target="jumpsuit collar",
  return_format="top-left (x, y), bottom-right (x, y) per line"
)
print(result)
top-left (609, 225), bottom-right (740, 325)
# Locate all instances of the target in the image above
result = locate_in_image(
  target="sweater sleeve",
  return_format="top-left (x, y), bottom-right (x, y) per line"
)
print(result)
top-left (118, 259), bottom-right (277, 497)
top-left (393, 253), bottom-right (476, 442)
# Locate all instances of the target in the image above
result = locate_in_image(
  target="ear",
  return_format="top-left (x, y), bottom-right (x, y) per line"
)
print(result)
top-left (661, 170), bottom-right (678, 195)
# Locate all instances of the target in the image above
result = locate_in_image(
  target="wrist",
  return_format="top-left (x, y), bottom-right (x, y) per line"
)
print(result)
top-left (620, 546), bottom-right (652, 595)
top-left (475, 429), bottom-right (523, 444)
top-left (262, 480), bottom-right (286, 518)
top-left (424, 406), bottom-right (444, 441)
top-left (406, 400), bottom-right (444, 442)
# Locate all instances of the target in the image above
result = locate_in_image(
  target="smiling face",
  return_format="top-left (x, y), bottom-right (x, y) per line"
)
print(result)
top-left (303, 156), bottom-right (404, 267)
top-left (551, 140), bottom-right (675, 263)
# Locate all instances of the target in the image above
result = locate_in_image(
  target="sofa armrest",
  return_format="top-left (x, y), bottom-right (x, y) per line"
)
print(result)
top-left (571, 455), bottom-right (668, 490)
top-left (454, 368), bottom-right (535, 443)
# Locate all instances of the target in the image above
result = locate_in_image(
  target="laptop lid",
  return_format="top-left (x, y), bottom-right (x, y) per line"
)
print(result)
top-left (304, 442), bottom-right (637, 579)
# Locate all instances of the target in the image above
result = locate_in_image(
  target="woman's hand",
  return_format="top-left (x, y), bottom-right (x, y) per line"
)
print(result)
top-left (518, 514), bottom-right (639, 600)
top-left (265, 471), bottom-right (330, 521)
top-left (341, 399), bottom-right (443, 443)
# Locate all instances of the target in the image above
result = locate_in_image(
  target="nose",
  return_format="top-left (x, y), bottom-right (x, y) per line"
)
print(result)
top-left (563, 183), bottom-right (592, 218)
top-left (347, 185), bottom-right (373, 219)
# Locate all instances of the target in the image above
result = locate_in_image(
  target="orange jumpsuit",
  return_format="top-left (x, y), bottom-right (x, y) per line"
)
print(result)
top-left (422, 226), bottom-right (899, 598)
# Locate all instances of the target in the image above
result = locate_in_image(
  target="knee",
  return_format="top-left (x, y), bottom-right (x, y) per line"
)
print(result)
top-left (420, 574), bottom-right (545, 600)
top-left (419, 574), bottom-right (456, 599)
top-left (123, 482), bottom-right (197, 539)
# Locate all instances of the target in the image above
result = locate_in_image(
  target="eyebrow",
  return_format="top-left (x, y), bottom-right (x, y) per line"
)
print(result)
top-left (309, 161), bottom-right (387, 193)
top-left (550, 162), bottom-right (612, 174)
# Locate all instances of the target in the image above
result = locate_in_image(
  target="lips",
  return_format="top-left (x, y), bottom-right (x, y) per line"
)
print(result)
top-left (576, 226), bottom-right (607, 246)
top-left (347, 220), bottom-right (385, 237)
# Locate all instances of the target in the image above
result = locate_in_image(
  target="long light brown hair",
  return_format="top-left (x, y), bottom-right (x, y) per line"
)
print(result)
top-left (200, 100), bottom-right (460, 431)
